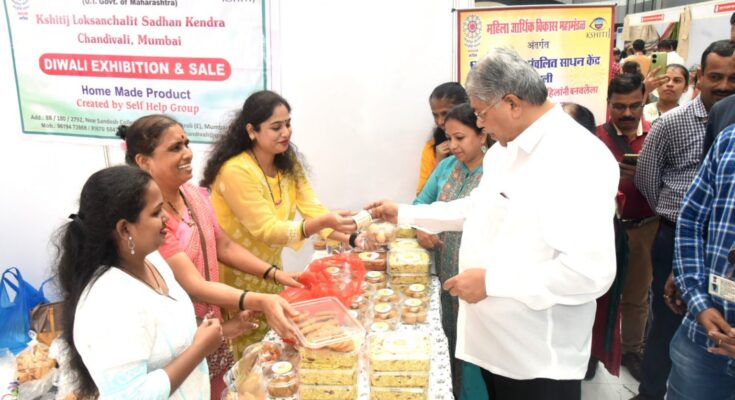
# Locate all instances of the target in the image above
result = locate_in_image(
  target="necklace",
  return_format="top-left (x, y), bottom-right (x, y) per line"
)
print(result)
top-left (166, 190), bottom-right (195, 227)
top-left (121, 260), bottom-right (165, 296)
top-left (250, 150), bottom-right (283, 206)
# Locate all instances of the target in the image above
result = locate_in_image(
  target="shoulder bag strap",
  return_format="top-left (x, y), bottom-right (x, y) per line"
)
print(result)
top-left (604, 122), bottom-right (634, 155)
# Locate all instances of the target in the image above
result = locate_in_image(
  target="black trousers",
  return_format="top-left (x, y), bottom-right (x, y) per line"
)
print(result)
top-left (480, 368), bottom-right (581, 400)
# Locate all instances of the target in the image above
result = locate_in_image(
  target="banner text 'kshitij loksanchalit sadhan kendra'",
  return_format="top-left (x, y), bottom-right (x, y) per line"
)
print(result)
top-left (457, 5), bottom-right (615, 124)
top-left (4, 0), bottom-right (272, 142)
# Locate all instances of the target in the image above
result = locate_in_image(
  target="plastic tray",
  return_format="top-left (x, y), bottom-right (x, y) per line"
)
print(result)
top-left (290, 297), bottom-right (365, 349)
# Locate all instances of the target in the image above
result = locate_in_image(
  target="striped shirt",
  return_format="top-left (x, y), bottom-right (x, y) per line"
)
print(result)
top-left (674, 123), bottom-right (735, 368)
top-left (635, 96), bottom-right (708, 223)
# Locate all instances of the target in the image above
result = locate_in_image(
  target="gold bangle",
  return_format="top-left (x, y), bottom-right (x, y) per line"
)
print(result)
top-left (301, 219), bottom-right (308, 238)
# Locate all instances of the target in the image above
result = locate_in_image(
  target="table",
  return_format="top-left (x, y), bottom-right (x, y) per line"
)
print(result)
top-left (227, 251), bottom-right (455, 399)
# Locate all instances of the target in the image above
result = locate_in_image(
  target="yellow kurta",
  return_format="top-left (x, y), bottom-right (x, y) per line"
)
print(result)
top-left (210, 151), bottom-right (331, 357)
top-left (417, 139), bottom-right (437, 195)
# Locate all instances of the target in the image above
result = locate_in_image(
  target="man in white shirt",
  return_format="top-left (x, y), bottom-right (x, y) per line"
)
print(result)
top-left (367, 47), bottom-right (619, 399)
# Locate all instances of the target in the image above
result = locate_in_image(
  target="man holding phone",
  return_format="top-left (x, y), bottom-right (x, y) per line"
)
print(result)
top-left (595, 73), bottom-right (655, 382)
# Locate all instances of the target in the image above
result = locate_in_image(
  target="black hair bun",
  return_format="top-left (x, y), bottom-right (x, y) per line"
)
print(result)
top-left (116, 125), bottom-right (128, 140)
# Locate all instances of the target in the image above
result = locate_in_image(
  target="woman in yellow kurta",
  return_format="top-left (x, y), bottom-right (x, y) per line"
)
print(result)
top-left (416, 82), bottom-right (469, 194)
top-left (201, 90), bottom-right (360, 357)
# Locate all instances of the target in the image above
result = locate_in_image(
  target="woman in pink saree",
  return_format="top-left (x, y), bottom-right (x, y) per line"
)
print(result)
top-left (118, 114), bottom-right (301, 398)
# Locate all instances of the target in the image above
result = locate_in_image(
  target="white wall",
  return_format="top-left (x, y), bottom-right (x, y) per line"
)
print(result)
top-left (0, 0), bottom-right (455, 298)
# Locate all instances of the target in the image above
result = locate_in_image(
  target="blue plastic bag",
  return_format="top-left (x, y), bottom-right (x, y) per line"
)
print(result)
top-left (0, 268), bottom-right (49, 354)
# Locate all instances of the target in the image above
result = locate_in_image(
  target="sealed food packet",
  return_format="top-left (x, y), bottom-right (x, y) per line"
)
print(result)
top-left (288, 297), bottom-right (365, 399)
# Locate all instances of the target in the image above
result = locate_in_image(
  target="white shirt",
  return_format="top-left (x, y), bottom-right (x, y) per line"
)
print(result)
top-left (398, 104), bottom-right (619, 380)
top-left (74, 251), bottom-right (209, 399)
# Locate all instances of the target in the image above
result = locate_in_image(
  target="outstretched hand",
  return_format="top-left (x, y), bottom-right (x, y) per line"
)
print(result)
top-left (364, 200), bottom-right (399, 224)
top-left (326, 210), bottom-right (359, 234)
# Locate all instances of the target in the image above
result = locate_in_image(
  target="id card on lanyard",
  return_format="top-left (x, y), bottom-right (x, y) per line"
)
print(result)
top-left (709, 274), bottom-right (735, 303)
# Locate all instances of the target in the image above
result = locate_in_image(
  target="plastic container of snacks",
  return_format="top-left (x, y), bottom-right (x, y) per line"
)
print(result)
top-left (366, 220), bottom-right (397, 247)
top-left (372, 302), bottom-right (399, 330)
top-left (368, 332), bottom-right (431, 372)
top-left (390, 273), bottom-right (430, 287)
top-left (388, 238), bottom-right (422, 251)
top-left (373, 288), bottom-right (399, 305)
top-left (365, 271), bottom-right (388, 291)
top-left (388, 248), bottom-right (431, 274)
top-left (290, 297), bottom-right (365, 349)
top-left (357, 251), bottom-right (387, 271)
top-left (264, 361), bottom-right (299, 398)
top-left (400, 298), bottom-right (428, 325)
top-left (403, 283), bottom-right (429, 303)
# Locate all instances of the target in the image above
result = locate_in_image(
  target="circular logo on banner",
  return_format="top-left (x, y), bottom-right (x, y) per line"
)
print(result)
top-left (589, 17), bottom-right (607, 31)
top-left (463, 14), bottom-right (483, 49)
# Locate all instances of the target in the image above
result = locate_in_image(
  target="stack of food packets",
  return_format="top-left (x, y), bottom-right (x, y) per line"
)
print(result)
top-left (368, 331), bottom-right (431, 400)
top-left (291, 297), bottom-right (365, 400)
top-left (387, 246), bottom-right (431, 292)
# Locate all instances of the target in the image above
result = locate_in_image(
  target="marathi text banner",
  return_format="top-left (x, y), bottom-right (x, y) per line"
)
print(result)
top-left (458, 6), bottom-right (615, 124)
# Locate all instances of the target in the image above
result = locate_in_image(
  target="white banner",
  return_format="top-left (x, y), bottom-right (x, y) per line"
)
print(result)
top-left (4, 0), bottom-right (273, 142)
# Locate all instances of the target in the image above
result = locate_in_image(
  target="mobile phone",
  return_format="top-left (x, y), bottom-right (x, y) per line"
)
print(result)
top-left (622, 153), bottom-right (639, 166)
top-left (650, 52), bottom-right (668, 77)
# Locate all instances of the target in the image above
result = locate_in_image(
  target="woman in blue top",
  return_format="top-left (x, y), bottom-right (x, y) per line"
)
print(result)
top-left (414, 103), bottom-right (491, 400)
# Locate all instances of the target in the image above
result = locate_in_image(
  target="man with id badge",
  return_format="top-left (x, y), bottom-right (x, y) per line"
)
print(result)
top-left (669, 123), bottom-right (735, 399)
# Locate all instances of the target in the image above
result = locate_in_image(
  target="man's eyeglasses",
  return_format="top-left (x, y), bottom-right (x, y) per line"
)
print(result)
top-left (610, 103), bottom-right (644, 112)
top-left (474, 95), bottom-right (508, 121)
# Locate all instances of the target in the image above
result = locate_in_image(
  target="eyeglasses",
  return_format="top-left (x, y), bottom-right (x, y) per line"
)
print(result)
top-left (610, 103), bottom-right (644, 112)
top-left (474, 95), bottom-right (508, 121)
